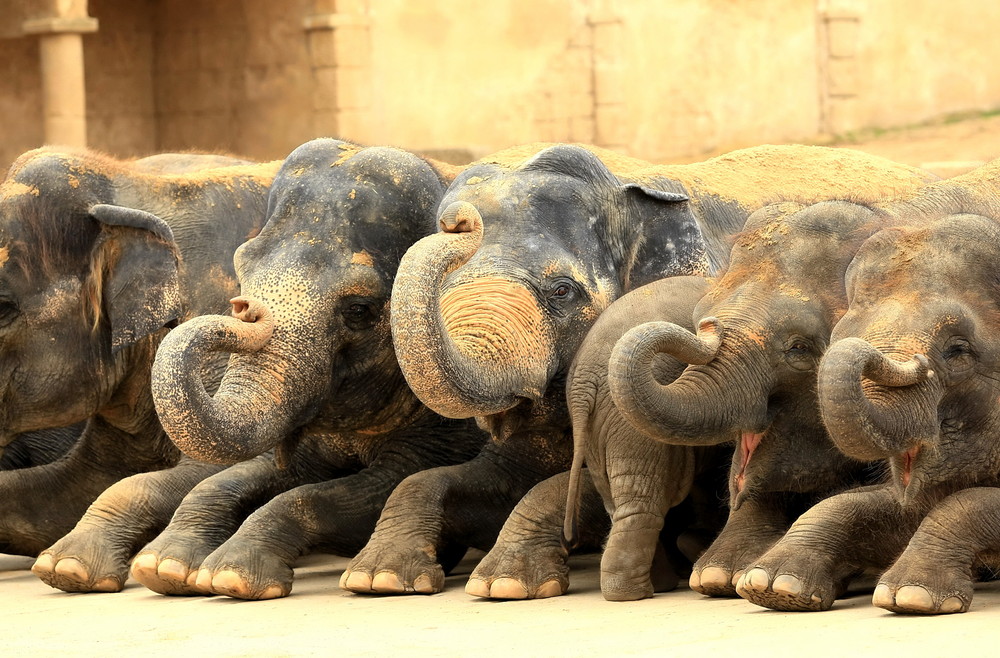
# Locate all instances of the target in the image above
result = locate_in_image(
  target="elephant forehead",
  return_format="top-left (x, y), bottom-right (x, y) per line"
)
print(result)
top-left (439, 277), bottom-right (551, 362)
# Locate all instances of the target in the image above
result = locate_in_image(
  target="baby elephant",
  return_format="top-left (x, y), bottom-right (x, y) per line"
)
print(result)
top-left (563, 275), bottom-right (728, 601)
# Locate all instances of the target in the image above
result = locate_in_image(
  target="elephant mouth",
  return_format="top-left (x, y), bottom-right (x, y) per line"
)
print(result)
top-left (735, 431), bottom-right (764, 492)
top-left (892, 444), bottom-right (924, 501)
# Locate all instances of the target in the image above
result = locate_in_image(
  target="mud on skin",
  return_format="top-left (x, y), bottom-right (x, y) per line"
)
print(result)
top-left (740, 171), bottom-right (1000, 613)
top-left (0, 148), bottom-right (276, 588)
top-left (123, 139), bottom-right (487, 600)
top-left (342, 143), bottom-right (934, 599)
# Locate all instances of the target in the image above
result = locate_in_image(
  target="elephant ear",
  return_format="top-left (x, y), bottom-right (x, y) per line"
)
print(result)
top-left (88, 204), bottom-right (182, 353)
top-left (617, 183), bottom-right (709, 291)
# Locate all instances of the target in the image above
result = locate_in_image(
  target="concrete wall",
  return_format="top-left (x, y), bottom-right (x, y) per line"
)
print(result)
top-left (825, 0), bottom-right (1000, 134)
top-left (0, 35), bottom-right (44, 169)
top-left (1, 0), bottom-right (999, 170)
top-left (152, 0), bottom-right (317, 161)
top-left (85, 0), bottom-right (156, 157)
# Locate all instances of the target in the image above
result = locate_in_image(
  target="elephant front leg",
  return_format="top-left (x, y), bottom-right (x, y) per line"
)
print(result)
top-left (874, 487), bottom-right (1000, 614)
top-left (195, 465), bottom-right (412, 600)
top-left (130, 453), bottom-right (322, 596)
top-left (736, 486), bottom-right (920, 611)
top-left (32, 458), bottom-right (225, 593)
top-left (467, 470), bottom-right (609, 600)
top-left (342, 442), bottom-right (562, 596)
top-left (689, 493), bottom-right (793, 597)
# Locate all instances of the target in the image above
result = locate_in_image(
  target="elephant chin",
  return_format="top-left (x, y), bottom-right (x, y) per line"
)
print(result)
top-left (391, 201), bottom-right (555, 420)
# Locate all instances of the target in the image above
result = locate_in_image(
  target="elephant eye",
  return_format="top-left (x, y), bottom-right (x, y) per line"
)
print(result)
top-left (342, 300), bottom-right (377, 330)
top-left (943, 338), bottom-right (974, 361)
top-left (784, 337), bottom-right (816, 372)
top-left (0, 297), bottom-right (19, 330)
top-left (552, 284), bottom-right (570, 298)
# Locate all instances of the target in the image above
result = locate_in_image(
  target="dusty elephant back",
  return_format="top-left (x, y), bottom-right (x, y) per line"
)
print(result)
top-left (630, 145), bottom-right (937, 273)
top-left (1, 147), bottom-right (282, 320)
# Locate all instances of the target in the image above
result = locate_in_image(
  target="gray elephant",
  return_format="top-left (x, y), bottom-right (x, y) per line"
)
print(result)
top-left (339, 142), bottom-right (936, 598)
top-left (596, 190), bottom-right (935, 601)
top-left (561, 275), bottom-right (730, 600)
top-left (0, 146), bottom-right (275, 564)
top-left (48, 138), bottom-right (488, 600)
top-left (736, 159), bottom-right (1000, 613)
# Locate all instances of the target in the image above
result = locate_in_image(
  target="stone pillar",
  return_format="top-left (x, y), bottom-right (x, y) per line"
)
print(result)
top-left (23, 14), bottom-right (99, 147)
top-left (303, 0), bottom-right (373, 143)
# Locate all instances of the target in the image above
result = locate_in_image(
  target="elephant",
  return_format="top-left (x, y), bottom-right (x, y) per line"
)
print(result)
top-left (562, 275), bottom-right (731, 600)
top-left (57, 138), bottom-right (487, 601)
top-left (0, 146), bottom-right (276, 563)
top-left (601, 191), bottom-right (945, 601)
top-left (338, 142), bottom-right (936, 598)
top-left (0, 426), bottom-right (82, 470)
top-left (736, 158), bottom-right (1000, 613)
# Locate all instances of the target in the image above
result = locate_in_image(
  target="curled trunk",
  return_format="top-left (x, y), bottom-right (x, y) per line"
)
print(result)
top-left (152, 296), bottom-right (323, 464)
top-left (608, 318), bottom-right (765, 445)
top-left (391, 201), bottom-right (553, 419)
top-left (818, 337), bottom-right (939, 460)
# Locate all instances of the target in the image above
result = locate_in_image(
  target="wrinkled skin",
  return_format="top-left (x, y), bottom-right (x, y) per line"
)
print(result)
top-left (0, 147), bottom-right (274, 566)
top-left (607, 200), bottom-right (935, 598)
top-left (560, 276), bottom-right (729, 600)
top-left (342, 143), bottom-right (933, 597)
top-left (739, 209), bottom-right (1000, 614)
top-left (94, 139), bottom-right (487, 601)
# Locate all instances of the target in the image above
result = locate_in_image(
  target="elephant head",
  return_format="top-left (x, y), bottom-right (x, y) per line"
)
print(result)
top-left (609, 201), bottom-right (881, 505)
top-left (0, 153), bottom-right (183, 442)
top-left (152, 140), bottom-right (444, 464)
top-left (390, 144), bottom-right (701, 438)
top-left (818, 215), bottom-right (1000, 503)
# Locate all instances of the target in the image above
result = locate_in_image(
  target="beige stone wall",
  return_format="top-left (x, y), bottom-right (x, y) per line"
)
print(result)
top-left (1, 0), bottom-right (1000, 169)
top-left (84, 0), bottom-right (156, 157)
top-left (822, 0), bottom-right (1000, 135)
top-left (152, 0), bottom-right (317, 161)
top-left (0, 35), bottom-right (44, 170)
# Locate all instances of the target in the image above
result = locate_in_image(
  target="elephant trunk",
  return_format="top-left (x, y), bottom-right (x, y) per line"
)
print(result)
top-left (608, 317), bottom-right (765, 444)
top-left (818, 337), bottom-right (939, 460)
top-left (152, 296), bottom-right (324, 464)
top-left (392, 201), bottom-right (552, 419)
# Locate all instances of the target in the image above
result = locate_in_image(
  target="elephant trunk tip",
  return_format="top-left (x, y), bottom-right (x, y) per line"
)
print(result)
top-left (439, 200), bottom-right (484, 234)
top-left (696, 316), bottom-right (723, 355)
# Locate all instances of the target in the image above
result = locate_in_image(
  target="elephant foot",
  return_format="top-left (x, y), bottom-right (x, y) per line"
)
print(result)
top-left (736, 559), bottom-right (845, 612)
top-left (598, 540), bottom-right (680, 602)
top-left (466, 540), bottom-right (568, 600)
top-left (131, 552), bottom-right (207, 596)
top-left (340, 540), bottom-right (444, 595)
top-left (689, 565), bottom-right (741, 598)
top-left (130, 532), bottom-right (221, 596)
top-left (872, 558), bottom-right (972, 615)
top-left (195, 541), bottom-right (293, 600)
top-left (32, 530), bottom-right (129, 593)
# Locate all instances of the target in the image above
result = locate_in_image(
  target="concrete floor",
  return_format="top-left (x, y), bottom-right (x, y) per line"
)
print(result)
top-left (3, 549), bottom-right (997, 657)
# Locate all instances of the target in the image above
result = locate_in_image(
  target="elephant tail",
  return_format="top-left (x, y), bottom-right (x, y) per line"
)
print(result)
top-left (563, 377), bottom-right (597, 549)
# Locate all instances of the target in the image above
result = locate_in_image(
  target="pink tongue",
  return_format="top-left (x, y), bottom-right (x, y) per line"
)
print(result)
top-left (901, 445), bottom-right (920, 487)
top-left (736, 432), bottom-right (764, 492)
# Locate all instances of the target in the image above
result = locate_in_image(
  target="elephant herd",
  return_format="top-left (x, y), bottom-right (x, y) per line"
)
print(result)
top-left (1, 136), bottom-right (998, 616)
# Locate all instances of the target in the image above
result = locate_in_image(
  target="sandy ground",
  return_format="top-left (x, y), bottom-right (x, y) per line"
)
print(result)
top-left (6, 115), bottom-right (1000, 656)
top-left (4, 550), bottom-right (1000, 658)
